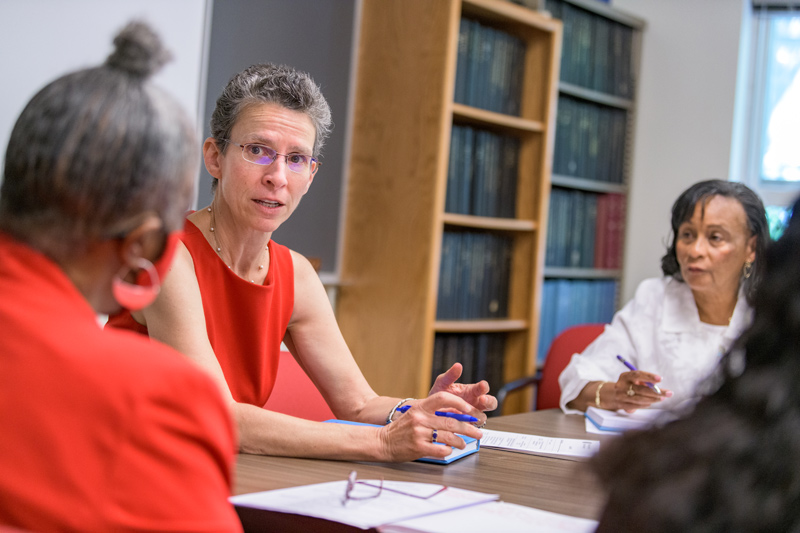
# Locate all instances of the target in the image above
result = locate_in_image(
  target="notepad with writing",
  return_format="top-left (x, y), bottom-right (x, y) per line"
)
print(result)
top-left (584, 406), bottom-right (664, 432)
top-left (324, 419), bottom-right (479, 464)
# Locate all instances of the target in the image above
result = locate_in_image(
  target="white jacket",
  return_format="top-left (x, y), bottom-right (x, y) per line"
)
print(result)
top-left (558, 277), bottom-right (752, 414)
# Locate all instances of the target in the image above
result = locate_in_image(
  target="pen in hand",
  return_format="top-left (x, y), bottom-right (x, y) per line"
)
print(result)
top-left (616, 355), bottom-right (662, 394)
top-left (434, 411), bottom-right (479, 423)
top-left (396, 405), bottom-right (479, 423)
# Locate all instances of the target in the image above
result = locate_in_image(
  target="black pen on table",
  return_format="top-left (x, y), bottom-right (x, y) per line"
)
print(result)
top-left (616, 355), bottom-right (662, 394)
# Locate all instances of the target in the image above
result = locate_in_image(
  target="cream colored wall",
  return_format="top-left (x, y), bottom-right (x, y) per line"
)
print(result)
top-left (0, 0), bottom-right (210, 202)
top-left (611, 0), bottom-right (750, 302)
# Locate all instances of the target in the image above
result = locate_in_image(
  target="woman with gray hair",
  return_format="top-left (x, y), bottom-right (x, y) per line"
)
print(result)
top-left (110, 63), bottom-right (496, 461)
top-left (0, 21), bottom-right (240, 532)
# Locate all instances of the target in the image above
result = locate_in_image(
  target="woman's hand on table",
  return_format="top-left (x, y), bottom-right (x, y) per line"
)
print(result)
top-left (378, 392), bottom-right (484, 463)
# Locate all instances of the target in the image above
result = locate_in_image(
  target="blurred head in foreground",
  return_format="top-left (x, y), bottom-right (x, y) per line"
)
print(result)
top-left (593, 195), bottom-right (800, 532)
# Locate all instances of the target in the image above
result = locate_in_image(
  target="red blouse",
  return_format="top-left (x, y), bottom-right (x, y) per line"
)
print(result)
top-left (108, 219), bottom-right (295, 407)
top-left (0, 232), bottom-right (241, 532)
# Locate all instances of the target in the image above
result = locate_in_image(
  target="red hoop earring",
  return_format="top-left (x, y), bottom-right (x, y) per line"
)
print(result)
top-left (112, 257), bottom-right (161, 310)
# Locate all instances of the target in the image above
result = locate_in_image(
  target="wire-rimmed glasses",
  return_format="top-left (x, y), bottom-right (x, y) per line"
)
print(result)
top-left (341, 470), bottom-right (448, 506)
top-left (342, 470), bottom-right (383, 506)
top-left (224, 140), bottom-right (319, 174)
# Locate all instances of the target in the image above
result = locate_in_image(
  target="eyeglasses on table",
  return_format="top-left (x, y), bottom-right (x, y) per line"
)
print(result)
top-left (341, 470), bottom-right (448, 506)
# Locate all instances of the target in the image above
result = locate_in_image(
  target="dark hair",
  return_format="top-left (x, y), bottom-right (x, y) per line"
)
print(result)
top-left (660, 179), bottom-right (768, 304)
top-left (592, 195), bottom-right (800, 532)
top-left (0, 21), bottom-right (198, 262)
top-left (208, 63), bottom-right (332, 194)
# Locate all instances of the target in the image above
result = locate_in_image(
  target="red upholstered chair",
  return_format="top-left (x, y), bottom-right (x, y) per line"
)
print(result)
top-left (496, 324), bottom-right (605, 412)
top-left (263, 351), bottom-right (335, 421)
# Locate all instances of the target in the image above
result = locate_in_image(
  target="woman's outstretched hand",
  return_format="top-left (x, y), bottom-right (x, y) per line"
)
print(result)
top-left (429, 363), bottom-right (497, 418)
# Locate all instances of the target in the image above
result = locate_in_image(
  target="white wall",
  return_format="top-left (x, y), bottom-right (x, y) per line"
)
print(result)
top-left (0, 0), bottom-right (210, 199)
top-left (612, 0), bottom-right (749, 302)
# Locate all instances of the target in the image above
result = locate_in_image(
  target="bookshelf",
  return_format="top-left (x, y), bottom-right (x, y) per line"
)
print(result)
top-left (336, 0), bottom-right (561, 414)
top-left (533, 0), bottom-right (645, 366)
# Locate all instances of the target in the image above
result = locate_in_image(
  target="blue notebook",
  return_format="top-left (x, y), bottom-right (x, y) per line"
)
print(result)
top-left (324, 419), bottom-right (480, 465)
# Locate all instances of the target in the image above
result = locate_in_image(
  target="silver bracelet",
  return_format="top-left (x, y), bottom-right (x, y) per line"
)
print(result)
top-left (386, 398), bottom-right (415, 424)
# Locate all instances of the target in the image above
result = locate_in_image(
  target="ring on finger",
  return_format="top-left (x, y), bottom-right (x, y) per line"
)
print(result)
top-left (627, 384), bottom-right (635, 397)
top-left (432, 429), bottom-right (438, 443)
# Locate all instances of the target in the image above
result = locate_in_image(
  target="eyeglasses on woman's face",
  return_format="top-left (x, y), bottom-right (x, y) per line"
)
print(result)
top-left (225, 140), bottom-right (319, 174)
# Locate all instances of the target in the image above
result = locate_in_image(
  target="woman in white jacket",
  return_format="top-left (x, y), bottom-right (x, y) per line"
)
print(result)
top-left (559, 180), bottom-right (768, 414)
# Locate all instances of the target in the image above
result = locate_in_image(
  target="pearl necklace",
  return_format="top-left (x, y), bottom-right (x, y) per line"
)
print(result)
top-left (207, 206), bottom-right (267, 283)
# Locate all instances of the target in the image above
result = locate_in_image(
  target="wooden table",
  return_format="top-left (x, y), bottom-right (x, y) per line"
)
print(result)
top-left (234, 410), bottom-right (612, 531)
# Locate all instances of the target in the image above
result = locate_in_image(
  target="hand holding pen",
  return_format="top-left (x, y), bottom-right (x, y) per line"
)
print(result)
top-left (383, 395), bottom-right (484, 461)
top-left (397, 404), bottom-right (479, 423)
top-left (399, 404), bottom-right (479, 422)
top-left (616, 355), bottom-right (662, 394)
top-left (396, 405), bottom-right (482, 448)
top-left (606, 355), bottom-right (672, 411)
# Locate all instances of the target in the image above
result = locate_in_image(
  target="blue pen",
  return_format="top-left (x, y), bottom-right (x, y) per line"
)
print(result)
top-left (616, 355), bottom-right (662, 394)
top-left (434, 411), bottom-right (479, 423)
top-left (398, 405), bottom-right (479, 423)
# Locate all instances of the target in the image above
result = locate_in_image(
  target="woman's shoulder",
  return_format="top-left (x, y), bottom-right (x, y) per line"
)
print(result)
top-left (181, 217), bottom-right (205, 242)
top-left (177, 218), bottom-right (212, 269)
top-left (622, 277), bottom-right (687, 318)
top-left (270, 239), bottom-right (293, 258)
top-left (632, 276), bottom-right (672, 300)
top-left (98, 327), bottom-right (224, 404)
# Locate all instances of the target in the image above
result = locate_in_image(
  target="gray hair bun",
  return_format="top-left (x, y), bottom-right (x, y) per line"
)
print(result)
top-left (105, 20), bottom-right (172, 79)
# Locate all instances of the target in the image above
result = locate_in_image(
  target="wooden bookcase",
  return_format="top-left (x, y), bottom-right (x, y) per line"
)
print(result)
top-left (337, 0), bottom-right (561, 414)
top-left (534, 0), bottom-right (645, 366)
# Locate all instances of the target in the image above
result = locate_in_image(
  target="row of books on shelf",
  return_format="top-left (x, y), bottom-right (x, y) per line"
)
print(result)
top-left (553, 94), bottom-right (627, 183)
top-left (537, 278), bottom-right (617, 365)
top-left (436, 229), bottom-right (512, 320)
top-left (546, 0), bottom-right (635, 98)
top-left (431, 332), bottom-right (506, 394)
top-left (454, 17), bottom-right (526, 116)
top-left (445, 124), bottom-right (519, 218)
top-left (545, 188), bottom-right (624, 269)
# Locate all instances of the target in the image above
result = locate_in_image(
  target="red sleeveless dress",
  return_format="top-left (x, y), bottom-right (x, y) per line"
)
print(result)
top-left (108, 219), bottom-right (294, 406)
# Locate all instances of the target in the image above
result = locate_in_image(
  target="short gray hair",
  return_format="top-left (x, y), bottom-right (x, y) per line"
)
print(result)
top-left (210, 63), bottom-right (332, 158)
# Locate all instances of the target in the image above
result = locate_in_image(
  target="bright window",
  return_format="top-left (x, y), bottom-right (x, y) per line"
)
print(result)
top-left (733, 4), bottom-right (800, 231)
top-left (761, 16), bottom-right (800, 182)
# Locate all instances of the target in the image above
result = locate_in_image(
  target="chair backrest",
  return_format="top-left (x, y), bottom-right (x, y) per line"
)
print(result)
top-left (263, 351), bottom-right (335, 421)
top-left (536, 324), bottom-right (605, 410)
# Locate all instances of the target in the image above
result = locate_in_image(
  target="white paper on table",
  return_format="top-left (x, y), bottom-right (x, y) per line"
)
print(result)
top-left (378, 501), bottom-right (598, 533)
top-left (230, 480), bottom-right (499, 530)
top-left (480, 429), bottom-right (600, 458)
